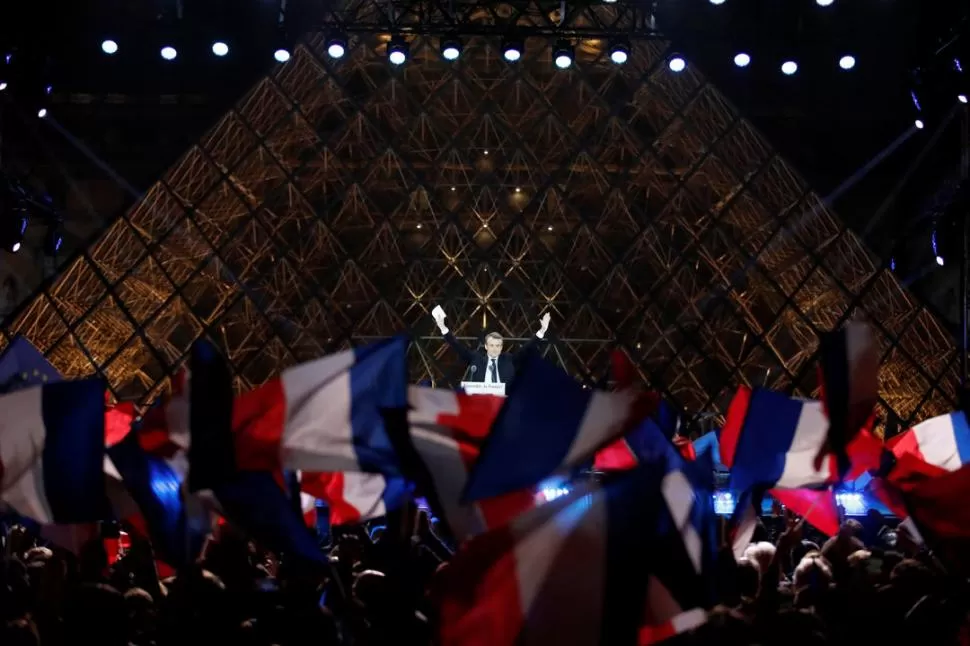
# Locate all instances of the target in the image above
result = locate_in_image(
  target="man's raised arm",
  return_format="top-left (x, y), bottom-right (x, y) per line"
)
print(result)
top-left (432, 305), bottom-right (478, 364)
top-left (516, 312), bottom-right (551, 359)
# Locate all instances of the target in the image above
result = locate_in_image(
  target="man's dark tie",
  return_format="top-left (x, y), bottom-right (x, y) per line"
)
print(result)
top-left (489, 359), bottom-right (497, 383)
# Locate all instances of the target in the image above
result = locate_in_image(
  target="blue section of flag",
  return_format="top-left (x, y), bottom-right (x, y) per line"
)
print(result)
top-left (214, 472), bottom-right (327, 566)
top-left (188, 340), bottom-right (235, 492)
top-left (692, 431), bottom-right (725, 471)
top-left (650, 399), bottom-right (683, 440)
top-left (624, 418), bottom-right (682, 464)
top-left (727, 388), bottom-right (805, 493)
top-left (599, 441), bottom-right (717, 640)
top-left (462, 353), bottom-right (593, 502)
top-left (951, 412), bottom-right (970, 465)
top-left (108, 433), bottom-right (203, 566)
top-left (40, 379), bottom-right (110, 523)
top-left (349, 335), bottom-right (410, 474)
top-left (186, 339), bottom-right (328, 566)
top-left (0, 336), bottom-right (61, 392)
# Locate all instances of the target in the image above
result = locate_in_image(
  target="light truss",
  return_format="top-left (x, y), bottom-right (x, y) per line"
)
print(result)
top-left (319, 0), bottom-right (657, 39)
top-left (0, 0), bottom-right (959, 433)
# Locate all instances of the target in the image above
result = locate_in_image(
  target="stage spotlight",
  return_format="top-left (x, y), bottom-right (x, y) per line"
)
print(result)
top-left (734, 52), bottom-right (751, 67)
top-left (43, 225), bottom-right (63, 257)
top-left (668, 55), bottom-right (686, 73)
top-left (553, 39), bottom-right (573, 69)
top-left (326, 35), bottom-right (347, 59)
top-left (603, 0), bottom-right (617, 4)
top-left (915, 119), bottom-right (925, 129)
top-left (160, 46), bottom-right (178, 61)
top-left (936, 255), bottom-right (945, 266)
top-left (212, 41), bottom-right (229, 57)
top-left (709, 0), bottom-right (726, 4)
top-left (816, 0), bottom-right (834, 5)
top-left (839, 55), bottom-right (856, 70)
top-left (37, 108), bottom-right (48, 119)
top-left (2, 210), bottom-right (28, 254)
top-left (609, 41), bottom-right (630, 65)
top-left (274, 48), bottom-right (291, 63)
top-left (387, 35), bottom-right (409, 65)
top-left (959, 94), bottom-right (968, 104)
top-left (502, 38), bottom-right (523, 62)
top-left (441, 35), bottom-right (462, 61)
top-left (0, 82), bottom-right (7, 92)
top-left (101, 39), bottom-right (118, 55)
top-left (781, 60), bottom-right (798, 75)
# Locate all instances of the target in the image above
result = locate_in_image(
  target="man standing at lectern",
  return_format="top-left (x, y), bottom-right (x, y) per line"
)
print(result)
top-left (431, 306), bottom-right (551, 384)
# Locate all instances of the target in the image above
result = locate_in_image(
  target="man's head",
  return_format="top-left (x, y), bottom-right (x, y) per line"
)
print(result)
top-left (484, 332), bottom-right (504, 358)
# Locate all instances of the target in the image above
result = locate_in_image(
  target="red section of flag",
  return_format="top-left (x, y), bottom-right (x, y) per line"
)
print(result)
top-left (611, 350), bottom-right (636, 390)
top-left (673, 436), bottom-right (696, 462)
top-left (232, 378), bottom-right (287, 473)
top-left (769, 488), bottom-right (839, 536)
top-left (594, 438), bottom-right (638, 472)
top-left (719, 386), bottom-right (752, 469)
top-left (435, 529), bottom-right (523, 646)
top-left (105, 402), bottom-right (135, 447)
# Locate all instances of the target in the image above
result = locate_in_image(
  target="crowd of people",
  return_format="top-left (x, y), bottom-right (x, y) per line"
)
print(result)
top-left (1, 498), bottom-right (967, 645)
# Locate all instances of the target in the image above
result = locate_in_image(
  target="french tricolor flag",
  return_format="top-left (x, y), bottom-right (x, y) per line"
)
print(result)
top-left (232, 336), bottom-right (409, 475)
top-left (887, 411), bottom-right (970, 472)
top-left (137, 368), bottom-right (190, 456)
top-left (594, 401), bottom-right (693, 472)
top-left (406, 386), bottom-right (535, 542)
top-left (816, 321), bottom-right (879, 475)
top-left (299, 471), bottom-right (408, 527)
top-left (721, 386), bottom-right (881, 494)
top-left (435, 452), bottom-right (715, 645)
top-left (185, 340), bottom-right (328, 567)
top-left (0, 379), bottom-right (110, 525)
top-left (107, 431), bottom-right (208, 567)
top-left (463, 353), bottom-right (655, 502)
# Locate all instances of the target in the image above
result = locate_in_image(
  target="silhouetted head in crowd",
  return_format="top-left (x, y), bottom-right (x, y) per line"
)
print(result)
top-left (792, 540), bottom-right (820, 567)
top-left (1, 617), bottom-right (39, 646)
top-left (686, 605), bottom-right (755, 646)
top-left (742, 541), bottom-right (776, 575)
top-left (63, 583), bottom-right (128, 646)
top-left (734, 558), bottom-right (760, 600)
top-left (838, 519), bottom-right (863, 540)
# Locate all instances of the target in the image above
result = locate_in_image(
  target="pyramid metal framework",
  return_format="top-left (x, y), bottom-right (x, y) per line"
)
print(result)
top-left (0, 3), bottom-right (960, 430)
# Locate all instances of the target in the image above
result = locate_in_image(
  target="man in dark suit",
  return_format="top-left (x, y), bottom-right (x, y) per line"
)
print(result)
top-left (432, 306), bottom-right (550, 384)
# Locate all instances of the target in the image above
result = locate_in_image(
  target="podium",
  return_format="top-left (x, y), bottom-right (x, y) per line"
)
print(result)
top-left (460, 381), bottom-right (506, 397)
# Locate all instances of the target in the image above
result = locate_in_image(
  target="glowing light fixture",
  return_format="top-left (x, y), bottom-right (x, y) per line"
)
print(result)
top-left (387, 35), bottom-right (409, 65)
top-left (553, 39), bottom-right (573, 69)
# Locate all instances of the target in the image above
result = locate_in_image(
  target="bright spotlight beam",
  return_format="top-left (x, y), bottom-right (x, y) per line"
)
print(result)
top-left (274, 48), bottom-right (291, 63)
top-left (734, 52), bottom-right (751, 67)
top-left (160, 46), bottom-right (178, 61)
top-left (781, 60), bottom-right (798, 75)
top-left (668, 56), bottom-right (686, 73)
top-left (212, 41), bottom-right (229, 57)
top-left (101, 39), bottom-right (118, 55)
top-left (839, 55), bottom-right (856, 70)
